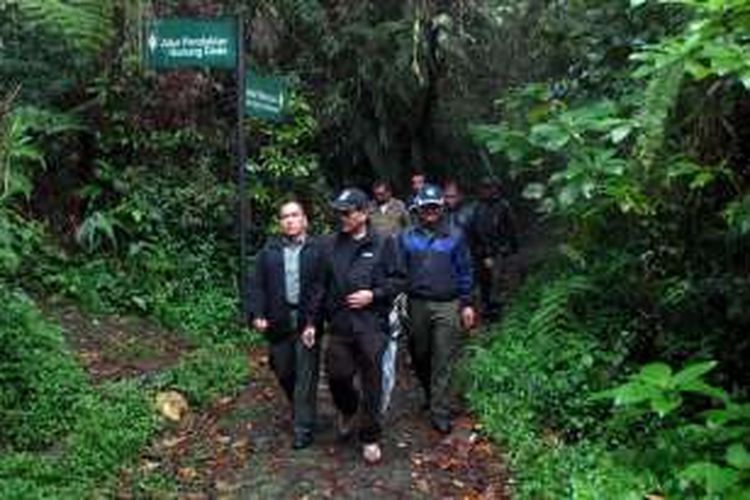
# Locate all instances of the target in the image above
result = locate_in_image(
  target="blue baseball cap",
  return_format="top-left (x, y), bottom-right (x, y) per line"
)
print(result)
top-left (413, 184), bottom-right (444, 208)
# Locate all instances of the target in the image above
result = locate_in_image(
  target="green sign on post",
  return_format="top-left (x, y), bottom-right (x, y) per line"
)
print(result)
top-left (144, 18), bottom-right (237, 69)
top-left (245, 71), bottom-right (287, 121)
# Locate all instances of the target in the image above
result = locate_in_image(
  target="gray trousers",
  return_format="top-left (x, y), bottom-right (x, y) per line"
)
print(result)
top-left (269, 334), bottom-right (320, 434)
top-left (408, 299), bottom-right (462, 421)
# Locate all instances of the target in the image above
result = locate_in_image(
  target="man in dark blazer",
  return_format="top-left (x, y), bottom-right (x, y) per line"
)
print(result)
top-left (247, 200), bottom-right (323, 450)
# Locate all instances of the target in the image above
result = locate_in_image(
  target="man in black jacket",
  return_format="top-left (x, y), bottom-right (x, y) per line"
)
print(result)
top-left (247, 200), bottom-right (322, 450)
top-left (303, 187), bottom-right (401, 464)
top-left (471, 177), bottom-right (518, 322)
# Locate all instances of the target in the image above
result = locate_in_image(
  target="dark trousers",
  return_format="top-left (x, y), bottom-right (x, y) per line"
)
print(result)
top-left (269, 334), bottom-right (320, 434)
top-left (325, 332), bottom-right (386, 444)
top-left (408, 299), bottom-right (462, 421)
top-left (476, 257), bottom-right (500, 319)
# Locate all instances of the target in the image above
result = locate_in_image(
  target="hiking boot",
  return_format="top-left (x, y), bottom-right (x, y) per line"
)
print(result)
top-left (337, 412), bottom-right (355, 440)
top-left (362, 442), bottom-right (382, 464)
top-left (431, 416), bottom-right (453, 435)
top-left (292, 430), bottom-right (313, 450)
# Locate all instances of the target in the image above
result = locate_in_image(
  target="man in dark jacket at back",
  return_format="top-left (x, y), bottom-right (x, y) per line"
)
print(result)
top-left (303, 187), bottom-right (402, 464)
top-left (471, 177), bottom-right (518, 322)
top-left (395, 184), bottom-right (476, 434)
top-left (443, 179), bottom-right (477, 234)
top-left (247, 200), bottom-right (322, 450)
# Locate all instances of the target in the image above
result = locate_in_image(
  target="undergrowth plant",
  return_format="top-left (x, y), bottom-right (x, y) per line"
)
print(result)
top-left (468, 0), bottom-right (750, 497)
top-left (596, 361), bottom-right (750, 498)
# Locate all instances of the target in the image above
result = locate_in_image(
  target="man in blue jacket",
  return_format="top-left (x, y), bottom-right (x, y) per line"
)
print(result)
top-left (247, 200), bottom-right (323, 450)
top-left (396, 184), bottom-right (475, 434)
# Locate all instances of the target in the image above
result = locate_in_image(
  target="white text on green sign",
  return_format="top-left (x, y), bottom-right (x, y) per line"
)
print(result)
top-left (245, 72), bottom-right (287, 121)
top-left (144, 18), bottom-right (237, 69)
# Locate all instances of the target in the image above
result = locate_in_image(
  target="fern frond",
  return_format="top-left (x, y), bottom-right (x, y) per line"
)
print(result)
top-left (10, 0), bottom-right (115, 56)
top-left (636, 62), bottom-right (685, 171)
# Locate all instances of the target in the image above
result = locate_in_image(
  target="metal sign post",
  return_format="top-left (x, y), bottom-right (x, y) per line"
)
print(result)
top-left (235, 19), bottom-right (250, 319)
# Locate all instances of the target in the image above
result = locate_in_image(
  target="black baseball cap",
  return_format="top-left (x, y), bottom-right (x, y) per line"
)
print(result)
top-left (330, 187), bottom-right (369, 211)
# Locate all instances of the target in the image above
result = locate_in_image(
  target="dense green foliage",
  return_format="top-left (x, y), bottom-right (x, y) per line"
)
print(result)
top-left (157, 343), bottom-right (249, 406)
top-left (0, 284), bottom-right (157, 496)
top-left (0, 286), bottom-right (88, 451)
top-left (0, 281), bottom-right (250, 496)
top-left (1, 2), bottom-right (259, 495)
top-left (467, 0), bottom-right (750, 497)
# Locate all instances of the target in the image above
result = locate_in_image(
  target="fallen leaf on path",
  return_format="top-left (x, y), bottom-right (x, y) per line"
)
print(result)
top-left (181, 493), bottom-right (207, 500)
top-left (477, 485), bottom-right (499, 499)
top-left (215, 480), bottom-right (237, 493)
top-left (177, 466), bottom-right (199, 481)
top-left (77, 350), bottom-right (101, 363)
top-left (414, 478), bottom-right (430, 494)
top-left (231, 438), bottom-right (248, 450)
top-left (454, 416), bottom-right (473, 430)
top-left (155, 390), bottom-right (189, 422)
top-left (161, 435), bottom-right (188, 449)
top-left (138, 460), bottom-right (160, 473)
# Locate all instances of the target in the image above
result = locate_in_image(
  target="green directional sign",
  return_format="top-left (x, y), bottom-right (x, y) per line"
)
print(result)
top-left (144, 18), bottom-right (237, 69)
top-left (245, 71), bottom-right (288, 121)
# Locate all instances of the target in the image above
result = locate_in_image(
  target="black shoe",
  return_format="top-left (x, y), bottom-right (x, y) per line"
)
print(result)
top-left (431, 417), bottom-right (452, 435)
top-left (292, 431), bottom-right (313, 450)
top-left (337, 412), bottom-right (355, 440)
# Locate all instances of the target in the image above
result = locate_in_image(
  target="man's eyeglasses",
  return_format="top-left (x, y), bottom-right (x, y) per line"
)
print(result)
top-left (336, 208), bottom-right (359, 218)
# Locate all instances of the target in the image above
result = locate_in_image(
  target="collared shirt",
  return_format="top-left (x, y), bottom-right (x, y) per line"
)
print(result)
top-left (283, 235), bottom-right (305, 306)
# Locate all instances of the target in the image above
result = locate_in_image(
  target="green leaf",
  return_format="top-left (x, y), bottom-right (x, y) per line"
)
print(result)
top-left (530, 123), bottom-right (570, 151)
top-left (522, 183), bottom-right (546, 200)
top-left (680, 379), bottom-right (729, 403)
top-left (690, 171), bottom-right (716, 189)
top-left (610, 124), bottom-right (633, 143)
top-left (650, 392), bottom-right (683, 417)
top-left (612, 381), bottom-right (661, 406)
top-left (726, 443), bottom-right (750, 470)
top-left (680, 462), bottom-right (739, 493)
top-left (637, 362), bottom-right (673, 388)
top-left (673, 361), bottom-right (717, 386)
top-left (704, 404), bottom-right (750, 427)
